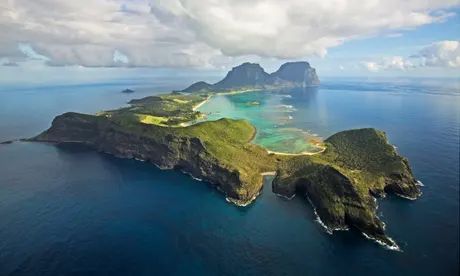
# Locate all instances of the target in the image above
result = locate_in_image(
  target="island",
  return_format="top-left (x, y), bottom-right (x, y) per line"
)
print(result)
top-left (31, 61), bottom-right (421, 250)
top-left (121, 88), bottom-right (135, 93)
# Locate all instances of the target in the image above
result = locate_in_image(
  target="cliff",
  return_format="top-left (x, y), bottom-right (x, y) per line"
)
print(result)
top-left (32, 112), bottom-right (277, 205)
top-left (273, 128), bottom-right (421, 249)
top-left (182, 61), bottom-right (320, 93)
top-left (270, 61), bottom-right (320, 87)
top-left (31, 91), bottom-right (420, 249)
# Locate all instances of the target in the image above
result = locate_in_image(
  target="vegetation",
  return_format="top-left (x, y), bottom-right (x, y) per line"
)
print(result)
top-left (100, 93), bottom-right (209, 127)
top-left (273, 128), bottom-right (420, 248)
top-left (50, 92), bottom-right (278, 200)
top-left (177, 119), bottom-right (277, 195)
top-left (319, 128), bottom-right (416, 196)
top-left (112, 116), bottom-right (277, 199)
top-left (96, 92), bottom-right (278, 195)
top-left (34, 90), bottom-right (419, 248)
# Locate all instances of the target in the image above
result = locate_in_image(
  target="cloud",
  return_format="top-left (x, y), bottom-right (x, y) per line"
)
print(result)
top-left (362, 56), bottom-right (415, 72)
top-left (363, 40), bottom-right (460, 71)
top-left (1, 58), bottom-right (18, 66)
top-left (363, 62), bottom-right (381, 72)
top-left (0, 0), bottom-right (458, 67)
top-left (416, 40), bottom-right (460, 68)
top-left (385, 33), bottom-right (404, 38)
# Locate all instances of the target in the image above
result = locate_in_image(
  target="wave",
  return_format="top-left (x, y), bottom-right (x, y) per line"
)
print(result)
top-left (361, 232), bottom-right (401, 252)
top-left (274, 192), bottom-right (296, 200)
top-left (180, 169), bottom-right (203, 182)
top-left (306, 195), bottom-right (349, 234)
top-left (277, 104), bottom-right (297, 111)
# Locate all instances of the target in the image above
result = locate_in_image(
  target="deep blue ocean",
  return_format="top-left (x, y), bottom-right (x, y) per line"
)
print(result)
top-left (0, 77), bottom-right (458, 275)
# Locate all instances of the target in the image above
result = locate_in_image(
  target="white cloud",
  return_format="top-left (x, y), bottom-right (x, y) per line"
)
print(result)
top-left (363, 40), bottom-right (460, 72)
top-left (363, 62), bottom-right (381, 72)
top-left (0, 0), bottom-right (458, 67)
top-left (416, 40), bottom-right (460, 68)
top-left (386, 33), bottom-right (404, 38)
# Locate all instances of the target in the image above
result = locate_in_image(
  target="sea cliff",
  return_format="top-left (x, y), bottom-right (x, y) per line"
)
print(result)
top-left (182, 61), bottom-right (320, 93)
top-left (30, 63), bottom-right (421, 249)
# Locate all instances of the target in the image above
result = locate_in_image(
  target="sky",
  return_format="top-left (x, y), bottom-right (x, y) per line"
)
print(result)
top-left (0, 0), bottom-right (459, 85)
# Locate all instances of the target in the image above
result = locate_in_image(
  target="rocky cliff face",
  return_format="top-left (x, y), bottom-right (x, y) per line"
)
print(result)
top-left (32, 112), bottom-right (264, 204)
top-left (214, 62), bottom-right (270, 89)
top-left (32, 111), bottom-right (420, 249)
top-left (273, 128), bottom-right (421, 249)
top-left (182, 61), bottom-right (320, 92)
top-left (270, 61), bottom-right (320, 86)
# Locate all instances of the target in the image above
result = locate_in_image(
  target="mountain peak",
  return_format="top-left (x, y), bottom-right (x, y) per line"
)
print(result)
top-left (182, 61), bottom-right (320, 92)
top-left (271, 62), bottom-right (319, 85)
top-left (214, 62), bottom-right (269, 89)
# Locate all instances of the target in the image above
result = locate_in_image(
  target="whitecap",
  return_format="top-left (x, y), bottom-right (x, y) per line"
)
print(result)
top-left (305, 195), bottom-right (349, 234)
top-left (180, 169), bottom-right (203, 181)
top-left (361, 232), bottom-right (402, 252)
top-left (396, 193), bottom-right (419, 201)
top-left (226, 191), bottom-right (259, 207)
top-left (416, 180), bottom-right (424, 186)
top-left (274, 192), bottom-right (296, 200)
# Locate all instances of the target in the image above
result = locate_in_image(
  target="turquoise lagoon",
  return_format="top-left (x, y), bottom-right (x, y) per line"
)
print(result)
top-left (198, 89), bottom-right (324, 154)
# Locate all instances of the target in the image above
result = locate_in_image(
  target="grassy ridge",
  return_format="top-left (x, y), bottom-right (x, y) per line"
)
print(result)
top-left (273, 128), bottom-right (419, 247)
top-left (97, 92), bottom-right (277, 196)
top-left (99, 112), bottom-right (277, 199)
top-left (102, 93), bottom-right (208, 127)
top-left (177, 119), bottom-right (277, 194)
top-left (318, 128), bottom-right (414, 195)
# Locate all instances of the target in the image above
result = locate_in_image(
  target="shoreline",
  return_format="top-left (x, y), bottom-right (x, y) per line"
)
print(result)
top-left (192, 95), bottom-right (212, 111)
top-left (267, 146), bottom-right (326, 156)
top-left (192, 90), bottom-right (327, 156)
top-left (216, 88), bottom-right (262, 96)
top-left (260, 171), bottom-right (276, 176)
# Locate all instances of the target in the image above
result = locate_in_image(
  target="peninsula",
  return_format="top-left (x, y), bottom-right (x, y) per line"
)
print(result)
top-left (31, 62), bottom-right (421, 250)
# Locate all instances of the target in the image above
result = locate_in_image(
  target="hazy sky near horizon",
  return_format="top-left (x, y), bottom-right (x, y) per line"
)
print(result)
top-left (1, 0), bottom-right (459, 84)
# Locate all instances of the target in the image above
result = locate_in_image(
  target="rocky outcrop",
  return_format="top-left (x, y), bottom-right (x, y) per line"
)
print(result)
top-left (182, 61), bottom-right (320, 92)
top-left (270, 61), bottom-right (320, 87)
top-left (323, 128), bottom-right (421, 200)
top-left (214, 62), bottom-right (271, 90)
top-left (273, 128), bottom-right (421, 249)
top-left (121, 88), bottom-right (135, 93)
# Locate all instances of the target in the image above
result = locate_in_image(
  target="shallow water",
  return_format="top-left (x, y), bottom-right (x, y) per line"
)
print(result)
top-left (198, 90), bottom-right (324, 153)
top-left (0, 78), bottom-right (458, 275)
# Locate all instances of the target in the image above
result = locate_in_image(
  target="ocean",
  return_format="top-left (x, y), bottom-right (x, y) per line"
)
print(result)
top-left (0, 77), bottom-right (458, 275)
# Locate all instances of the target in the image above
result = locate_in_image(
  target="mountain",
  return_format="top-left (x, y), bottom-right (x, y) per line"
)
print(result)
top-left (214, 62), bottom-right (271, 90)
top-left (181, 81), bottom-right (213, 93)
top-left (182, 61), bottom-right (320, 93)
top-left (270, 61), bottom-right (320, 86)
